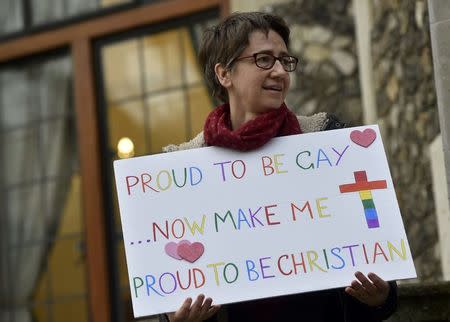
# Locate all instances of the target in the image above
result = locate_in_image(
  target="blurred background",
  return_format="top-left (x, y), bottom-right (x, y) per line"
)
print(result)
top-left (0, 0), bottom-right (449, 321)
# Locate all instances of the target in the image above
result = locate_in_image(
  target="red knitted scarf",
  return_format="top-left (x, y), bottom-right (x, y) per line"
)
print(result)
top-left (203, 103), bottom-right (301, 151)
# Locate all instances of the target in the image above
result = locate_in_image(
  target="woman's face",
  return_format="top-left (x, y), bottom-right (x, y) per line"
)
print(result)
top-left (224, 29), bottom-right (291, 122)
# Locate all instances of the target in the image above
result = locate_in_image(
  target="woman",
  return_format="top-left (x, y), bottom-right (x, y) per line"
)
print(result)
top-left (160, 12), bottom-right (397, 322)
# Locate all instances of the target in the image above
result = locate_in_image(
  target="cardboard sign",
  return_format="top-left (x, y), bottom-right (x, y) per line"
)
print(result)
top-left (113, 125), bottom-right (416, 317)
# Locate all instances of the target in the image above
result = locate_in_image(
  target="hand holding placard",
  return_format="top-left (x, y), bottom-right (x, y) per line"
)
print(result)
top-left (167, 294), bottom-right (221, 322)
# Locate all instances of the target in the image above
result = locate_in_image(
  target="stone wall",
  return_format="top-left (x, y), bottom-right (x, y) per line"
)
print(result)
top-left (387, 281), bottom-right (450, 321)
top-left (271, 0), bottom-right (362, 125)
top-left (271, 0), bottom-right (441, 281)
top-left (371, 0), bottom-right (440, 281)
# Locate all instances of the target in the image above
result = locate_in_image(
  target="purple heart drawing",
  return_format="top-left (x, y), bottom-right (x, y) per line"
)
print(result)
top-left (164, 240), bottom-right (191, 260)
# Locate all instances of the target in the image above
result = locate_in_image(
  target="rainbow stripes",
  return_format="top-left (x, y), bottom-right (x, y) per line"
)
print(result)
top-left (339, 171), bottom-right (387, 229)
top-left (359, 190), bottom-right (379, 228)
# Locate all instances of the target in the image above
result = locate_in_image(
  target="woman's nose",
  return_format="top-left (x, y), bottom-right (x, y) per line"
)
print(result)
top-left (270, 60), bottom-right (288, 77)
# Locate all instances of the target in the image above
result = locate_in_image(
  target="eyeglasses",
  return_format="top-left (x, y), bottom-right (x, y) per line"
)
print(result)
top-left (232, 52), bottom-right (299, 72)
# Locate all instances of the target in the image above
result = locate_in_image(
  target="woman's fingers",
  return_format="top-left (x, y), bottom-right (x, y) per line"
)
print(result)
top-left (199, 297), bottom-right (213, 316)
top-left (179, 297), bottom-right (193, 316)
top-left (344, 286), bottom-right (358, 298)
top-left (169, 297), bottom-right (193, 321)
top-left (168, 295), bottom-right (220, 322)
top-left (346, 272), bottom-right (390, 307)
top-left (355, 271), bottom-right (377, 295)
top-left (205, 304), bottom-right (221, 319)
top-left (368, 272), bottom-right (389, 291)
top-left (347, 279), bottom-right (369, 300)
top-left (189, 294), bottom-right (205, 317)
top-left (350, 279), bottom-right (365, 293)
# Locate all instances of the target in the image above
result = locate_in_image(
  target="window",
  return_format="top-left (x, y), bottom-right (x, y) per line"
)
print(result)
top-left (31, 0), bottom-right (133, 26)
top-left (96, 12), bottom-right (218, 320)
top-left (0, 54), bottom-right (89, 322)
top-left (0, 0), bottom-right (135, 37)
top-left (0, 1), bottom-right (24, 35)
top-left (0, 2), bottom-right (227, 321)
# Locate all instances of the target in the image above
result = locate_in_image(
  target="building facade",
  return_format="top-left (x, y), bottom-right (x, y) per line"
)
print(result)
top-left (1, 1), bottom-right (449, 322)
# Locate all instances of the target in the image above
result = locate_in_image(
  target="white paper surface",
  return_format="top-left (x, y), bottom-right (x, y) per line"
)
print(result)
top-left (113, 125), bottom-right (416, 317)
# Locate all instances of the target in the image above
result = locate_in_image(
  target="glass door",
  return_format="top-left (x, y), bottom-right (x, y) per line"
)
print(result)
top-left (95, 10), bottom-right (218, 321)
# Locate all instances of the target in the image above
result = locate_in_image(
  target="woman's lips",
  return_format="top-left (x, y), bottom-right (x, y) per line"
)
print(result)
top-left (262, 85), bottom-right (282, 92)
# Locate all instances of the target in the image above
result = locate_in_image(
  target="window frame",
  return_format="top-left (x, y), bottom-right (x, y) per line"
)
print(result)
top-left (0, 1), bottom-right (229, 321)
top-left (0, 0), bottom-right (141, 43)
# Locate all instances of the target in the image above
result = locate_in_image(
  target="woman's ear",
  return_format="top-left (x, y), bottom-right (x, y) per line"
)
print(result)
top-left (214, 63), bottom-right (231, 88)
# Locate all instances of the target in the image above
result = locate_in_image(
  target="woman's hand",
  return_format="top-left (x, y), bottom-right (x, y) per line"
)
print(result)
top-left (167, 294), bottom-right (221, 322)
top-left (345, 271), bottom-right (390, 307)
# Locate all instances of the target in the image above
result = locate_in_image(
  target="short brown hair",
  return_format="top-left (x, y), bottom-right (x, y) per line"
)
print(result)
top-left (198, 12), bottom-right (290, 103)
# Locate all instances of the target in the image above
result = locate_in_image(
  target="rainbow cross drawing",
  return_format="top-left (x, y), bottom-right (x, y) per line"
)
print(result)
top-left (339, 170), bottom-right (387, 229)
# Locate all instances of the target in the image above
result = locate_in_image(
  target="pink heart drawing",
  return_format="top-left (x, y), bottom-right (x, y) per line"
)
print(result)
top-left (177, 242), bottom-right (205, 263)
top-left (350, 128), bottom-right (376, 148)
top-left (164, 240), bottom-right (191, 260)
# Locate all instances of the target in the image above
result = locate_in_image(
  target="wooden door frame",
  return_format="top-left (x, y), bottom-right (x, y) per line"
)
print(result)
top-left (0, 1), bottom-right (229, 321)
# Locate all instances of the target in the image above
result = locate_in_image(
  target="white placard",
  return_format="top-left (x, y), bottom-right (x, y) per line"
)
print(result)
top-left (113, 125), bottom-right (416, 317)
